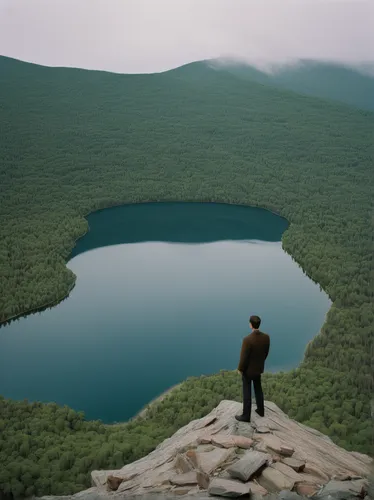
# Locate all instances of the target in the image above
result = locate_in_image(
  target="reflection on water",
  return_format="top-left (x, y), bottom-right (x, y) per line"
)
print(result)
top-left (0, 204), bottom-right (331, 422)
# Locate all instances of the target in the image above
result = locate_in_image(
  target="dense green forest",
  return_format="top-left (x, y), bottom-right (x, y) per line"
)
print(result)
top-left (0, 367), bottom-right (372, 497)
top-left (211, 58), bottom-right (374, 111)
top-left (0, 56), bottom-right (373, 497)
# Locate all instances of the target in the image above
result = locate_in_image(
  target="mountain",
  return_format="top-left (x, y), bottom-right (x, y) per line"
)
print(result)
top-left (208, 59), bottom-right (374, 111)
top-left (0, 55), bottom-right (373, 498)
top-left (40, 400), bottom-right (372, 500)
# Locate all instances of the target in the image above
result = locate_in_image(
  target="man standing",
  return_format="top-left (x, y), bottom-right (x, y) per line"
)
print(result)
top-left (236, 315), bottom-right (270, 422)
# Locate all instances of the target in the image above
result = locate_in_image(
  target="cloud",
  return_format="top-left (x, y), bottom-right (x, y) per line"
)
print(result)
top-left (0, 0), bottom-right (373, 74)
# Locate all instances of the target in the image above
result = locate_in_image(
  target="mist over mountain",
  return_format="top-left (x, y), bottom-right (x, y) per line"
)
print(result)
top-left (208, 58), bottom-right (374, 111)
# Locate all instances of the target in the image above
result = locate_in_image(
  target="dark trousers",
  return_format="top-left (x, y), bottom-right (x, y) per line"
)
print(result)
top-left (242, 374), bottom-right (264, 419)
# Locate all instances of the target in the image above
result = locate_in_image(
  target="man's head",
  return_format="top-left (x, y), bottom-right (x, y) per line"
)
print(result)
top-left (249, 315), bottom-right (261, 330)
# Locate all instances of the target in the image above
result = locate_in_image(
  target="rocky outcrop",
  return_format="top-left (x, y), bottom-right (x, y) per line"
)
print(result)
top-left (42, 400), bottom-right (373, 500)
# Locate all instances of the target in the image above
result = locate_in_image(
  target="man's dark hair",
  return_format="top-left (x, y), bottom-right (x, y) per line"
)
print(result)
top-left (249, 315), bottom-right (261, 329)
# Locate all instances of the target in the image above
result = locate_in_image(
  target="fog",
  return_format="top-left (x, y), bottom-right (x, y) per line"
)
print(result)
top-left (0, 0), bottom-right (373, 74)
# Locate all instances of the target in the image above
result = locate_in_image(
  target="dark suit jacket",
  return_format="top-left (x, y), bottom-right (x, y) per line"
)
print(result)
top-left (237, 330), bottom-right (270, 378)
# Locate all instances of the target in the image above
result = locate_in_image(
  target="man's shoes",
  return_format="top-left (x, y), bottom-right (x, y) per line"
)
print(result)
top-left (255, 409), bottom-right (264, 417)
top-left (235, 414), bottom-right (251, 423)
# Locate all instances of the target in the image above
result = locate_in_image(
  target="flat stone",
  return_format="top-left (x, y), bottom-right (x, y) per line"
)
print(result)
top-left (212, 435), bottom-right (237, 448)
top-left (303, 465), bottom-right (330, 482)
top-left (171, 472), bottom-right (198, 486)
top-left (271, 462), bottom-right (302, 482)
top-left (233, 436), bottom-right (254, 449)
top-left (281, 458), bottom-right (306, 472)
top-left (208, 477), bottom-right (251, 497)
top-left (227, 451), bottom-right (270, 482)
top-left (175, 453), bottom-right (195, 473)
top-left (315, 479), bottom-right (368, 499)
top-left (256, 435), bottom-right (284, 454)
top-left (172, 486), bottom-right (192, 495)
top-left (197, 447), bottom-right (235, 475)
top-left (247, 481), bottom-right (268, 495)
top-left (106, 475), bottom-right (123, 491)
top-left (297, 473), bottom-right (325, 486)
top-left (258, 467), bottom-right (295, 492)
top-left (255, 435), bottom-right (295, 458)
top-left (197, 470), bottom-right (210, 489)
top-left (295, 482), bottom-right (320, 497)
top-left (280, 446), bottom-right (295, 457)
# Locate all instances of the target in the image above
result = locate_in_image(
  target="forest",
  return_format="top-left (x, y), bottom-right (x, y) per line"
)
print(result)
top-left (0, 56), bottom-right (373, 497)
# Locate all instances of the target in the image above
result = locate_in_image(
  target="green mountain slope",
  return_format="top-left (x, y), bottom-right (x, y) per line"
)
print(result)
top-left (0, 56), bottom-right (373, 497)
top-left (210, 58), bottom-right (374, 110)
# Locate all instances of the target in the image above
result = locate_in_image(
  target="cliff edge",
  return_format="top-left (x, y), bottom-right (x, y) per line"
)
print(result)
top-left (42, 400), bottom-right (372, 500)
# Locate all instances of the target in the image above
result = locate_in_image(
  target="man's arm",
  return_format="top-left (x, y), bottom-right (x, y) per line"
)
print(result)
top-left (237, 338), bottom-right (250, 373)
top-left (264, 337), bottom-right (270, 360)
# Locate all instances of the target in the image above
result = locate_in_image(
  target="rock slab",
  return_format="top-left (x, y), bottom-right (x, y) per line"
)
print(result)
top-left (271, 462), bottom-right (302, 482)
top-left (170, 471), bottom-right (198, 486)
top-left (281, 458), bottom-right (306, 472)
top-left (175, 453), bottom-right (194, 473)
top-left (295, 482), bottom-right (319, 497)
top-left (211, 434), bottom-right (254, 450)
top-left (208, 478), bottom-right (251, 497)
top-left (259, 467), bottom-right (295, 492)
top-left (315, 479), bottom-right (368, 499)
top-left (227, 451), bottom-right (269, 481)
top-left (197, 448), bottom-right (235, 475)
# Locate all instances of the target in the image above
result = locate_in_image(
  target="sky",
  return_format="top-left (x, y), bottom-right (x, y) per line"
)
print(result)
top-left (0, 0), bottom-right (373, 74)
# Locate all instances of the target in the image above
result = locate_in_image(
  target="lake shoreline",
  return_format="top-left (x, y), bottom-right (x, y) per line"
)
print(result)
top-left (0, 200), bottom-right (290, 327)
top-left (131, 383), bottom-right (183, 421)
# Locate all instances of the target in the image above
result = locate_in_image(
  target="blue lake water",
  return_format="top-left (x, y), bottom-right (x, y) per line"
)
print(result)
top-left (0, 203), bottom-right (331, 422)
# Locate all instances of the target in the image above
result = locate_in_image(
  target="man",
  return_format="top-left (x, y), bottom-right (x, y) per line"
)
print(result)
top-left (235, 315), bottom-right (270, 423)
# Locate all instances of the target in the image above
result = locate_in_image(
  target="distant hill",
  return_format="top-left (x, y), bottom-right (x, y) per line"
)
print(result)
top-left (208, 59), bottom-right (374, 111)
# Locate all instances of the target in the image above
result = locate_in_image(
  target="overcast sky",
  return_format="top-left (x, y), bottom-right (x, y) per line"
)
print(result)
top-left (0, 0), bottom-right (373, 74)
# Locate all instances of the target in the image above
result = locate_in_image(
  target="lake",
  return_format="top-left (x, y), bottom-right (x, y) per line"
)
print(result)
top-left (0, 203), bottom-right (331, 423)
